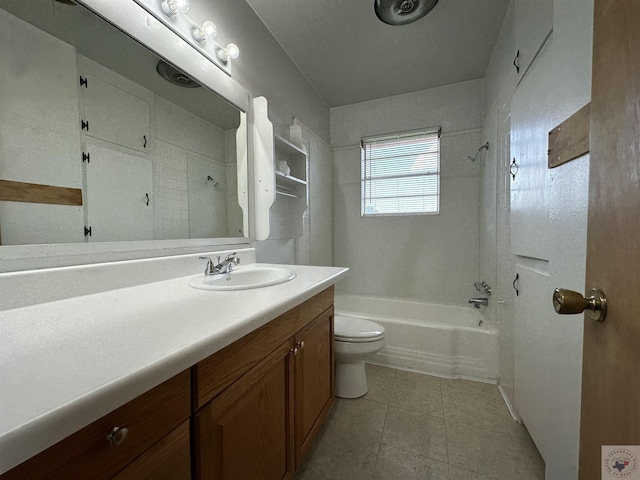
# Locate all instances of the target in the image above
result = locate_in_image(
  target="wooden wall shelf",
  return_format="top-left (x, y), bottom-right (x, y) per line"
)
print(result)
top-left (548, 102), bottom-right (591, 168)
top-left (0, 180), bottom-right (83, 206)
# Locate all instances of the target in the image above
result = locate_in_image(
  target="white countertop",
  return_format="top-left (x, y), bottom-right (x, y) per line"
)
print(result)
top-left (0, 263), bottom-right (347, 474)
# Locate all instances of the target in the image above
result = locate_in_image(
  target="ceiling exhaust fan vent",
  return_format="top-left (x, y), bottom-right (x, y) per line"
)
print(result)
top-left (156, 60), bottom-right (201, 88)
top-left (374, 0), bottom-right (439, 26)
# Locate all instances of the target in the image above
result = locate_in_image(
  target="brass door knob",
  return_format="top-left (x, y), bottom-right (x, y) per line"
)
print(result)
top-left (552, 288), bottom-right (607, 322)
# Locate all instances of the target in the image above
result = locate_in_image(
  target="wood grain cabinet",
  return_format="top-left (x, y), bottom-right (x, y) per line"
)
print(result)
top-left (1, 288), bottom-right (335, 480)
top-left (0, 370), bottom-right (191, 480)
top-left (194, 288), bottom-right (335, 480)
top-left (294, 308), bottom-right (334, 469)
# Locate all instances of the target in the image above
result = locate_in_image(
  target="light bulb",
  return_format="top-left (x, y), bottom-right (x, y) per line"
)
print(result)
top-left (161, 0), bottom-right (190, 17)
top-left (193, 21), bottom-right (217, 42)
top-left (217, 43), bottom-right (240, 62)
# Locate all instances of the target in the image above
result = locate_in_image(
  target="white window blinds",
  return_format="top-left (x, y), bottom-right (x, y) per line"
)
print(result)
top-left (361, 128), bottom-right (440, 217)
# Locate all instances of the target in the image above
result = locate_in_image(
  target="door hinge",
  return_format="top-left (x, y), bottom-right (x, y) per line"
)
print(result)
top-left (79, 76), bottom-right (88, 88)
top-left (81, 120), bottom-right (89, 131)
top-left (82, 152), bottom-right (90, 163)
top-left (84, 226), bottom-right (92, 237)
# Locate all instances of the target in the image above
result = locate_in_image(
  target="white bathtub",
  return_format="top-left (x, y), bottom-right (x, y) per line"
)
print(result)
top-left (335, 294), bottom-right (498, 381)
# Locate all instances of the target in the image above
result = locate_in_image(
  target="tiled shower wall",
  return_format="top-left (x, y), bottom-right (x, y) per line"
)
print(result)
top-left (330, 80), bottom-right (484, 307)
top-left (153, 139), bottom-right (190, 240)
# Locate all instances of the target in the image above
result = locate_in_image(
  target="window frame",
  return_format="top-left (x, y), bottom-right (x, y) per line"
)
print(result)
top-left (360, 127), bottom-right (441, 218)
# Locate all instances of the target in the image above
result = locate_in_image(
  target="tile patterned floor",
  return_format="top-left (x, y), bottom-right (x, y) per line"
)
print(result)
top-left (295, 364), bottom-right (544, 480)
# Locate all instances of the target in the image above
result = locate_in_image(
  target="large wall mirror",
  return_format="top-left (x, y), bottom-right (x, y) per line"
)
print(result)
top-left (0, 0), bottom-right (250, 266)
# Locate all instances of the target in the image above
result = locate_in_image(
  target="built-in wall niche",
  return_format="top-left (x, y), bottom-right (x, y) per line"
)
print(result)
top-left (0, 0), bottom-right (248, 249)
top-left (253, 97), bottom-right (309, 241)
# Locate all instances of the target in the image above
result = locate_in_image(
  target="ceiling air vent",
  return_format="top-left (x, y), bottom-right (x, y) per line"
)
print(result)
top-left (374, 0), bottom-right (439, 26)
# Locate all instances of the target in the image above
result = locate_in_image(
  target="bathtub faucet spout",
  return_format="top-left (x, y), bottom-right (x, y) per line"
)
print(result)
top-left (468, 297), bottom-right (489, 308)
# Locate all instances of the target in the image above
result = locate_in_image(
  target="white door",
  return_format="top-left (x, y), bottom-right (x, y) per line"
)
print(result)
top-left (82, 75), bottom-right (150, 153)
top-left (85, 144), bottom-right (153, 242)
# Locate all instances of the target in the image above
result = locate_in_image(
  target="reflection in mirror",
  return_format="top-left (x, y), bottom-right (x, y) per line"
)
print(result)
top-left (0, 0), bottom-right (247, 245)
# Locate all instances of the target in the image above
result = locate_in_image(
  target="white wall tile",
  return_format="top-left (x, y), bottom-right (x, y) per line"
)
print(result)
top-left (331, 82), bottom-right (484, 306)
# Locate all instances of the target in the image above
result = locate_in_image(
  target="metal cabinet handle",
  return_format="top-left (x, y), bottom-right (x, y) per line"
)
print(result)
top-left (298, 341), bottom-right (305, 350)
top-left (292, 347), bottom-right (299, 356)
top-left (106, 426), bottom-right (128, 447)
top-left (510, 158), bottom-right (519, 180)
top-left (552, 288), bottom-right (607, 322)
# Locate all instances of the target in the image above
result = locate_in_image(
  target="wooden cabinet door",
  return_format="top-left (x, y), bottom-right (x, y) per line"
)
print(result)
top-left (294, 307), bottom-right (334, 468)
top-left (195, 340), bottom-right (295, 480)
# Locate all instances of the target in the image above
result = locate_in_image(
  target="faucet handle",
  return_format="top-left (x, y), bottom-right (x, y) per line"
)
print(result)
top-left (225, 252), bottom-right (240, 265)
top-left (198, 256), bottom-right (216, 276)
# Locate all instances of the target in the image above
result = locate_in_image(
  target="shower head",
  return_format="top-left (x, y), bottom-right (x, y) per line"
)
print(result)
top-left (467, 142), bottom-right (490, 162)
top-left (374, 0), bottom-right (439, 26)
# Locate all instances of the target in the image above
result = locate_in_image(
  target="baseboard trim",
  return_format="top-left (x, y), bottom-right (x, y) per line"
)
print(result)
top-left (370, 345), bottom-right (497, 382)
top-left (498, 383), bottom-right (520, 422)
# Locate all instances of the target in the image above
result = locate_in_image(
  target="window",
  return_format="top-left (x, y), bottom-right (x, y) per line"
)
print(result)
top-left (361, 128), bottom-right (440, 217)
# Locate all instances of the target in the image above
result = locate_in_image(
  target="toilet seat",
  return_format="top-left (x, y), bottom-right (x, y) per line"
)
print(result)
top-left (334, 316), bottom-right (385, 343)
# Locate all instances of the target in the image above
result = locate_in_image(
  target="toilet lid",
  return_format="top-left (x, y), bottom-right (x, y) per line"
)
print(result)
top-left (334, 316), bottom-right (385, 342)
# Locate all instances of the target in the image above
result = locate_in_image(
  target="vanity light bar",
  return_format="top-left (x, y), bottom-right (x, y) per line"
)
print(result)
top-left (161, 0), bottom-right (189, 17)
top-left (193, 21), bottom-right (216, 42)
top-left (153, 0), bottom-right (240, 66)
top-left (217, 43), bottom-right (240, 63)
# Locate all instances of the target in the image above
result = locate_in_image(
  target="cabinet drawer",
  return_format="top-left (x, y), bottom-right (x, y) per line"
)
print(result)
top-left (195, 287), bottom-right (333, 409)
top-left (111, 420), bottom-right (191, 480)
top-left (1, 370), bottom-right (191, 480)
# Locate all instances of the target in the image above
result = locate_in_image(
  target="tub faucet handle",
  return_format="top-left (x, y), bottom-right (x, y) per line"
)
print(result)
top-left (474, 281), bottom-right (492, 296)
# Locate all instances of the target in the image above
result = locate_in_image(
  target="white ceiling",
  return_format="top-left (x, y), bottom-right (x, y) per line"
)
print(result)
top-left (245, 0), bottom-right (510, 107)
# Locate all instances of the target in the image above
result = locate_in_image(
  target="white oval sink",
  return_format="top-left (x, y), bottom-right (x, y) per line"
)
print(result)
top-left (188, 265), bottom-right (296, 291)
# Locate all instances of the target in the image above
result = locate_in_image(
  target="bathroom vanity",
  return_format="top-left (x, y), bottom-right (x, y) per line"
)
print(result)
top-left (0, 260), bottom-right (346, 479)
top-left (0, 1), bottom-right (342, 477)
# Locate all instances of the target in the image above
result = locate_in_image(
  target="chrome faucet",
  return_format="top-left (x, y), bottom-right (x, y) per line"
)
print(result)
top-left (199, 253), bottom-right (240, 275)
top-left (215, 253), bottom-right (240, 274)
top-left (468, 297), bottom-right (489, 308)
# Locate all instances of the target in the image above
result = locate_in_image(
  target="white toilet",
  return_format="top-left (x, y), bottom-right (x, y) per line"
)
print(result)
top-left (334, 315), bottom-right (386, 398)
